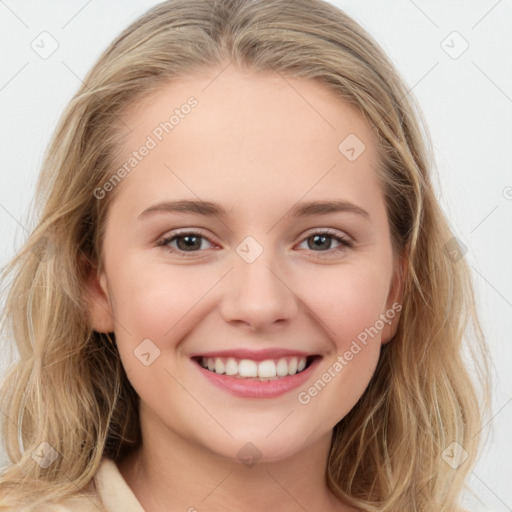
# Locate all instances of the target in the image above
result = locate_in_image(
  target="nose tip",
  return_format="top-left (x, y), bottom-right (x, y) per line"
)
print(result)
top-left (219, 256), bottom-right (298, 331)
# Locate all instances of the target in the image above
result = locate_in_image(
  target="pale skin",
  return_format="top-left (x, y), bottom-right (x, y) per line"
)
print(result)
top-left (85, 63), bottom-right (406, 511)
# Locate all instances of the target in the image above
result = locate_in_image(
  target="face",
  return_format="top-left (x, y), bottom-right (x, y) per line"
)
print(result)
top-left (86, 64), bottom-right (404, 463)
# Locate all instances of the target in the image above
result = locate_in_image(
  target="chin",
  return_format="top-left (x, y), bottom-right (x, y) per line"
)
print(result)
top-left (203, 427), bottom-right (322, 466)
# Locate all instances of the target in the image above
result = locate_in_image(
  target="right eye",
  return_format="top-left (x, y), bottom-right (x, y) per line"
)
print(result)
top-left (157, 229), bottom-right (217, 255)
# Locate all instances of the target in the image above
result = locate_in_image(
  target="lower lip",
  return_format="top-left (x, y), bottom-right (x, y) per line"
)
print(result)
top-left (193, 358), bottom-right (321, 398)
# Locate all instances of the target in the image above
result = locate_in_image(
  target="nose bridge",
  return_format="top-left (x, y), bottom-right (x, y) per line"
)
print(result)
top-left (220, 238), bottom-right (297, 329)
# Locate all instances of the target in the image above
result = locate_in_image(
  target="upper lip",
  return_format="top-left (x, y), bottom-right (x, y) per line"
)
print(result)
top-left (190, 348), bottom-right (319, 361)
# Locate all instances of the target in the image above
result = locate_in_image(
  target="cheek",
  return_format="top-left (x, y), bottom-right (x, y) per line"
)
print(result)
top-left (300, 264), bottom-right (390, 347)
top-left (111, 258), bottom-right (220, 343)
top-left (293, 268), bottom-right (387, 422)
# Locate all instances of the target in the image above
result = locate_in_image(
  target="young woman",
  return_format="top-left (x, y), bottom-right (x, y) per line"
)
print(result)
top-left (0, 0), bottom-right (489, 510)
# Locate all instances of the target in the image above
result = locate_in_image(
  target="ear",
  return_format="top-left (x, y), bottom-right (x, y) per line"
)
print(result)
top-left (82, 259), bottom-right (116, 333)
top-left (381, 248), bottom-right (408, 345)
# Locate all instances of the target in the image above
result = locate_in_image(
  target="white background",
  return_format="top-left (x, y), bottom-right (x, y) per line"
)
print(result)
top-left (0, 1), bottom-right (510, 510)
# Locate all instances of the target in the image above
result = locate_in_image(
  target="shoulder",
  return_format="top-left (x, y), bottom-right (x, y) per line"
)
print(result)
top-left (29, 495), bottom-right (103, 511)
top-left (0, 462), bottom-right (104, 512)
top-left (0, 457), bottom-right (139, 511)
top-left (0, 489), bottom-right (103, 512)
top-left (29, 457), bottom-right (132, 511)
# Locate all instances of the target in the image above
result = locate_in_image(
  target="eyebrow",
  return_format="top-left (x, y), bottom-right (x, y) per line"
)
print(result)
top-left (137, 199), bottom-right (370, 220)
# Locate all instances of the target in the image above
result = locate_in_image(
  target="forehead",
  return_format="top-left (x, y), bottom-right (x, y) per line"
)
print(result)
top-left (109, 66), bottom-right (384, 218)
top-left (120, 66), bottom-right (377, 152)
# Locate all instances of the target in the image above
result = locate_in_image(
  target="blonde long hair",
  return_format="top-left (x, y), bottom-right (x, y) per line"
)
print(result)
top-left (0, 0), bottom-right (490, 510)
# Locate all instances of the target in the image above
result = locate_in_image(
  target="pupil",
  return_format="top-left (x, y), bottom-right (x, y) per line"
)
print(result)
top-left (178, 235), bottom-right (200, 251)
top-left (310, 234), bottom-right (330, 250)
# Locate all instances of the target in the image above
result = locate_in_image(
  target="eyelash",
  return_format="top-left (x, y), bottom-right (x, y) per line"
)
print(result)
top-left (156, 228), bottom-right (354, 257)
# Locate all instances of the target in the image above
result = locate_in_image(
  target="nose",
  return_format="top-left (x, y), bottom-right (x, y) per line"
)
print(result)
top-left (219, 249), bottom-right (298, 331)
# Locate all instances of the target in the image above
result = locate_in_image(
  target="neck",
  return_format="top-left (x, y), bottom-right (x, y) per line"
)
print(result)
top-left (115, 411), bottom-right (356, 512)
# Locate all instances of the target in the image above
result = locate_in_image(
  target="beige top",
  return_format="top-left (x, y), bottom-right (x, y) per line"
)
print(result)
top-left (44, 457), bottom-right (145, 512)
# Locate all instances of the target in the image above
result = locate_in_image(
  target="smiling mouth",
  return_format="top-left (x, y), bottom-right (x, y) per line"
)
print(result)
top-left (192, 355), bottom-right (319, 381)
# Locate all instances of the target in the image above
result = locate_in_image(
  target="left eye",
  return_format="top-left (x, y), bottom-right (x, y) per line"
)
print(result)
top-left (296, 231), bottom-right (353, 253)
top-left (157, 229), bottom-right (353, 256)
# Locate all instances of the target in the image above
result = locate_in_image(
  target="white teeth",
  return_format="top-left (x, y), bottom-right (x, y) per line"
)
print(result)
top-left (276, 358), bottom-right (289, 376)
top-left (288, 357), bottom-right (298, 375)
top-left (225, 357), bottom-right (238, 376)
top-left (238, 359), bottom-right (258, 377)
top-left (215, 358), bottom-right (225, 374)
top-left (199, 356), bottom-right (309, 379)
top-left (258, 360), bottom-right (276, 378)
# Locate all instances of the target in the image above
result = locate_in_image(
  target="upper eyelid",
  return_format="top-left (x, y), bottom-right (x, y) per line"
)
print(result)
top-left (300, 226), bottom-right (352, 240)
top-left (160, 227), bottom-right (218, 244)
